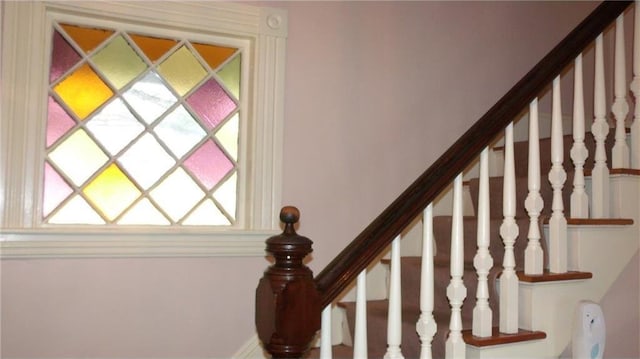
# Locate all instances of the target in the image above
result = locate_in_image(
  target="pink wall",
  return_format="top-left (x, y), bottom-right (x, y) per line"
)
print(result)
top-left (5, 2), bottom-right (634, 358)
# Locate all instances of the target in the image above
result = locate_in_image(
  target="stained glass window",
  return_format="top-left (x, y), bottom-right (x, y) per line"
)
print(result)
top-left (44, 23), bottom-right (242, 226)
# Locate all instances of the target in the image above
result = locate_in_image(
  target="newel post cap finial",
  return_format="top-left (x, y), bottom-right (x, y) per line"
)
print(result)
top-left (255, 206), bottom-right (321, 358)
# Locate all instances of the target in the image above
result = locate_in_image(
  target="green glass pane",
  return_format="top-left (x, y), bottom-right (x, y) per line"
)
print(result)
top-left (53, 63), bottom-right (113, 120)
top-left (118, 198), bottom-right (170, 225)
top-left (48, 195), bottom-right (105, 224)
top-left (48, 129), bottom-right (108, 186)
top-left (85, 98), bottom-right (144, 156)
top-left (83, 163), bottom-right (141, 221)
top-left (150, 168), bottom-right (203, 222)
top-left (123, 72), bottom-right (177, 124)
top-left (217, 54), bottom-right (240, 100)
top-left (215, 113), bottom-right (238, 161)
top-left (118, 133), bottom-right (175, 190)
top-left (183, 199), bottom-right (230, 226)
top-left (92, 35), bottom-right (148, 89)
top-left (158, 46), bottom-right (207, 96)
top-left (155, 105), bottom-right (206, 158)
top-left (213, 172), bottom-right (236, 221)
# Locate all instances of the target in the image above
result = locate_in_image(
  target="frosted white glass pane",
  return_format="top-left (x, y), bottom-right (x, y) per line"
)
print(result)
top-left (48, 129), bottom-right (108, 186)
top-left (150, 168), bottom-right (204, 221)
top-left (215, 113), bottom-right (238, 161)
top-left (213, 172), bottom-right (236, 220)
top-left (119, 133), bottom-right (175, 189)
top-left (48, 195), bottom-right (105, 224)
top-left (86, 98), bottom-right (144, 155)
top-left (118, 198), bottom-right (170, 225)
top-left (123, 72), bottom-right (177, 124)
top-left (183, 199), bottom-right (230, 225)
top-left (155, 105), bottom-right (206, 158)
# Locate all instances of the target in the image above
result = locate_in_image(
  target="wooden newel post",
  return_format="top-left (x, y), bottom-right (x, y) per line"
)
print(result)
top-left (256, 206), bottom-right (321, 358)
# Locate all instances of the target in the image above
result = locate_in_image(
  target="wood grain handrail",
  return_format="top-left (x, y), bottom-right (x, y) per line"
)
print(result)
top-left (314, 1), bottom-right (633, 308)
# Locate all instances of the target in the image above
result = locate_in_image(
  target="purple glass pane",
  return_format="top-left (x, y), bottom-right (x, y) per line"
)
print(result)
top-left (43, 162), bottom-right (73, 217)
top-left (186, 78), bottom-right (237, 130)
top-left (50, 31), bottom-right (82, 83)
top-left (183, 140), bottom-right (233, 190)
top-left (46, 96), bottom-right (76, 148)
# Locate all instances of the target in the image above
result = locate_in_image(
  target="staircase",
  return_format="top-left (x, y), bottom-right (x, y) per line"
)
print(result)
top-left (255, 2), bottom-right (640, 359)
top-left (307, 127), bottom-right (638, 359)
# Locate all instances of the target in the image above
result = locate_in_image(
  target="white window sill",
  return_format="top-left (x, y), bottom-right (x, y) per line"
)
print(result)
top-left (0, 229), bottom-right (277, 258)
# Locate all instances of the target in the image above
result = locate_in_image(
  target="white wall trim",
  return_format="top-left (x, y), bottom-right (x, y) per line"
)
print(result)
top-left (0, 229), bottom-right (277, 259)
top-left (232, 334), bottom-right (268, 359)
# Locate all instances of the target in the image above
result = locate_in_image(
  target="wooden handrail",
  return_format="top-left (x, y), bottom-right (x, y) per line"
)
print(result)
top-left (313, 0), bottom-right (632, 308)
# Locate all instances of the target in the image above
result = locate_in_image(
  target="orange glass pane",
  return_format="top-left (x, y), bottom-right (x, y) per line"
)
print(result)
top-left (130, 34), bottom-right (178, 62)
top-left (192, 43), bottom-right (237, 70)
top-left (53, 63), bottom-right (113, 120)
top-left (83, 163), bottom-right (141, 221)
top-left (60, 24), bottom-right (114, 53)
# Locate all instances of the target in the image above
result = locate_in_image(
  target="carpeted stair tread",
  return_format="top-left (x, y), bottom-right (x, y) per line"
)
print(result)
top-left (316, 131), bottom-right (614, 357)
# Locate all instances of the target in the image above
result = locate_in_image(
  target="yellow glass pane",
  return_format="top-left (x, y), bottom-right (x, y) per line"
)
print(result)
top-left (183, 199), bottom-right (230, 226)
top-left (192, 43), bottom-right (237, 70)
top-left (213, 172), bottom-right (236, 221)
top-left (54, 63), bottom-right (113, 120)
top-left (118, 198), bottom-right (170, 225)
top-left (92, 35), bottom-right (147, 89)
top-left (130, 34), bottom-right (178, 62)
top-left (217, 54), bottom-right (241, 100)
top-left (215, 113), bottom-right (238, 161)
top-left (48, 195), bottom-right (105, 224)
top-left (48, 129), bottom-right (109, 186)
top-left (83, 163), bottom-right (141, 221)
top-left (158, 46), bottom-right (206, 96)
top-left (61, 24), bottom-right (114, 53)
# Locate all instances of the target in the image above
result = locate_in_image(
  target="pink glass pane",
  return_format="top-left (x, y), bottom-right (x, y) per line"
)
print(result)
top-left (46, 96), bottom-right (76, 148)
top-left (50, 31), bottom-right (82, 83)
top-left (183, 140), bottom-right (233, 190)
top-left (186, 78), bottom-right (236, 130)
top-left (42, 162), bottom-right (73, 217)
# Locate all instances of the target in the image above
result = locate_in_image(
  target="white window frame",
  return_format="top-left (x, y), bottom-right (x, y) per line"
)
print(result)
top-left (0, 1), bottom-right (287, 258)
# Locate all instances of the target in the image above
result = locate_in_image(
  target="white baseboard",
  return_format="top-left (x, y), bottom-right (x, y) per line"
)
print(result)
top-left (232, 334), bottom-right (268, 359)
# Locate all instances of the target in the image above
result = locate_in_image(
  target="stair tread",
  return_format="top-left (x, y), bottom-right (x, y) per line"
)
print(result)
top-left (462, 327), bottom-right (547, 347)
top-left (516, 270), bottom-right (592, 283)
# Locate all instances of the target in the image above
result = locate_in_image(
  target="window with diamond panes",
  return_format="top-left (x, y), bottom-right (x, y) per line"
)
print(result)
top-left (44, 23), bottom-right (242, 226)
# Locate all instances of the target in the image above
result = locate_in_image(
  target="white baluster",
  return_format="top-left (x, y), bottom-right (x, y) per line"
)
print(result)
top-left (549, 76), bottom-right (568, 273)
top-left (445, 174), bottom-right (466, 359)
top-left (592, 34), bottom-right (611, 218)
top-left (570, 54), bottom-right (590, 218)
top-left (525, 99), bottom-right (544, 275)
top-left (472, 148), bottom-right (493, 337)
top-left (320, 305), bottom-right (333, 359)
top-left (384, 236), bottom-right (404, 359)
top-left (353, 270), bottom-right (368, 359)
top-left (630, 2), bottom-right (640, 169)
top-left (612, 15), bottom-right (631, 169)
top-left (416, 204), bottom-right (437, 359)
top-left (500, 122), bottom-right (519, 334)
